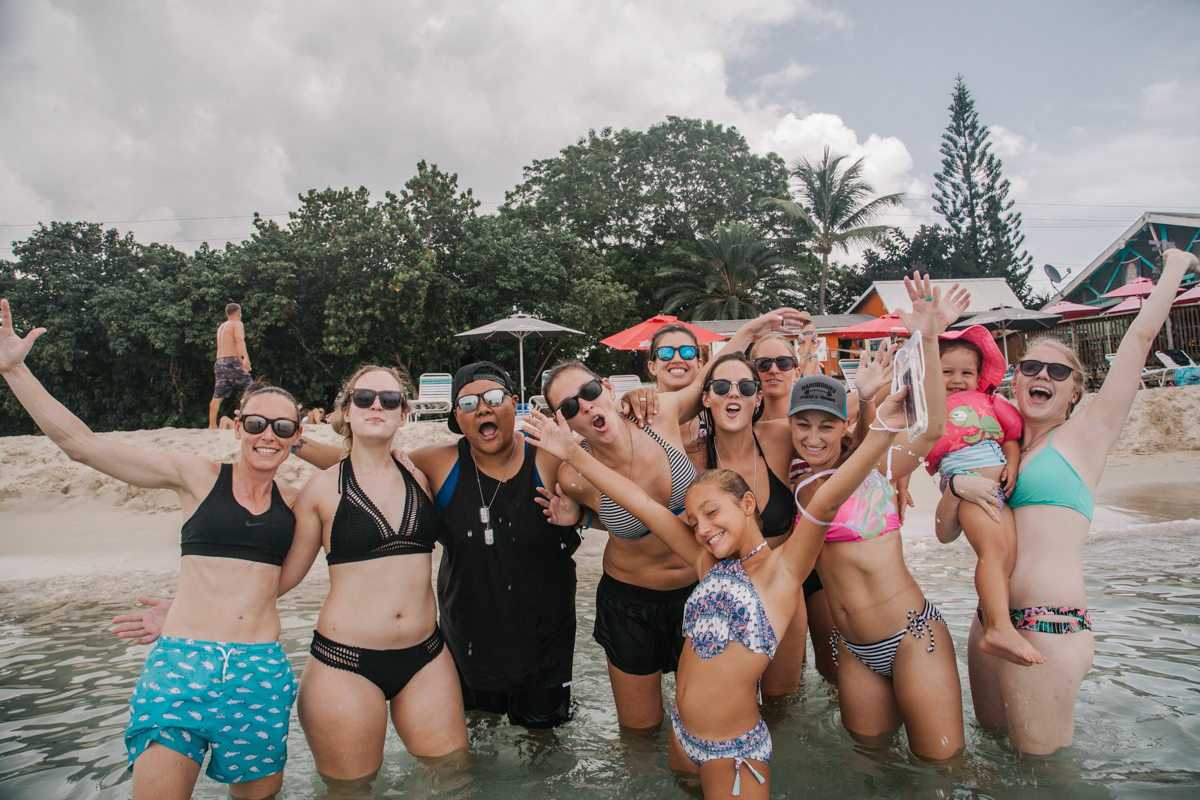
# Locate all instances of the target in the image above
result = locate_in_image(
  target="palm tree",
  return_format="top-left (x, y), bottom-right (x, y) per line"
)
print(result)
top-left (763, 147), bottom-right (904, 314)
top-left (656, 223), bottom-right (795, 320)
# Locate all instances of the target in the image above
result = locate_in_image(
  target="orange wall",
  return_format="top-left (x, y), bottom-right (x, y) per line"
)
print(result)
top-left (857, 292), bottom-right (888, 317)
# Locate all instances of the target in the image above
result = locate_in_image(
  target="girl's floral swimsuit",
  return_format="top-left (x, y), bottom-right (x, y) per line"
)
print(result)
top-left (673, 541), bottom-right (777, 796)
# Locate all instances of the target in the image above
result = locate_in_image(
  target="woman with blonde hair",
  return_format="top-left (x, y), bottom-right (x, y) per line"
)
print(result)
top-left (937, 248), bottom-right (1200, 753)
top-left (287, 364), bottom-right (468, 781)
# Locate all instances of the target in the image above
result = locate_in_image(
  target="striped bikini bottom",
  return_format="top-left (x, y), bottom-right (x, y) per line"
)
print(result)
top-left (830, 600), bottom-right (945, 678)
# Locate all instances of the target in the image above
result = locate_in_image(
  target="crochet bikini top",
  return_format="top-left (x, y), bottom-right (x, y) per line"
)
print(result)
top-left (326, 455), bottom-right (439, 564)
top-left (683, 542), bottom-right (779, 660)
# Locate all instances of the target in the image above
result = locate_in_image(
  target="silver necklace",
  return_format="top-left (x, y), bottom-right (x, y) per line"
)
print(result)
top-left (1020, 424), bottom-right (1059, 455)
top-left (473, 438), bottom-right (518, 545)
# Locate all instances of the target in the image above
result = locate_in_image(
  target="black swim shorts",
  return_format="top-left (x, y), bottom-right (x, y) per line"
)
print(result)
top-left (459, 674), bottom-right (574, 729)
top-left (593, 572), bottom-right (697, 677)
top-left (213, 356), bottom-right (252, 399)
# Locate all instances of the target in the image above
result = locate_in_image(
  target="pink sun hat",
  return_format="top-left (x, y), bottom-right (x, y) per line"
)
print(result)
top-left (938, 324), bottom-right (1005, 393)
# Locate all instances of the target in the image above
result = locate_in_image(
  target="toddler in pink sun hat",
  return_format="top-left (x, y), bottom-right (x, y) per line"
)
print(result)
top-left (927, 325), bottom-right (1045, 667)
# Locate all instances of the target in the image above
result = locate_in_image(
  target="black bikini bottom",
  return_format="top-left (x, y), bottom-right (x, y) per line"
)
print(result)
top-left (310, 627), bottom-right (444, 700)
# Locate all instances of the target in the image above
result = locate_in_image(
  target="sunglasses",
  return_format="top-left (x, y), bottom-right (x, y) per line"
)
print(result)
top-left (709, 379), bottom-right (760, 398)
top-left (241, 415), bottom-right (299, 438)
top-left (1018, 360), bottom-right (1075, 382)
top-left (656, 345), bottom-right (698, 361)
top-left (554, 378), bottom-right (604, 420)
top-left (752, 356), bottom-right (797, 373)
top-left (456, 388), bottom-right (509, 413)
top-left (351, 389), bottom-right (406, 410)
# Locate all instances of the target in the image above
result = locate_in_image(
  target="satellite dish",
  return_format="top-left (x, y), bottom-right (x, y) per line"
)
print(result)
top-left (1044, 264), bottom-right (1063, 284)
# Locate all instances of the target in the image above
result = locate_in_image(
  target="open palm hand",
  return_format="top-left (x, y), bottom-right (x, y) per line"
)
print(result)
top-left (0, 300), bottom-right (46, 376)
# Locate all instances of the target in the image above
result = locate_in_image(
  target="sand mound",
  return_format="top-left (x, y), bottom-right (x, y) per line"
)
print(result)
top-left (1077, 385), bottom-right (1200, 457)
top-left (0, 420), bottom-right (460, 514)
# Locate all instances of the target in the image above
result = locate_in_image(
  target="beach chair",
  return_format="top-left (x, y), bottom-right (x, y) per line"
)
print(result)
top-left (409, 372), bottom-right (453, 420)
top-left (530, 395), bottom-right (549, 411)
top-left (1105, 354), bottom-right (1168, 389)
top-left (838, 359), bottom-right (860, 391)
top-left (1157, 350), bottom-right (1199, 386)
top-left (607, 374), bottom-right (644, 400)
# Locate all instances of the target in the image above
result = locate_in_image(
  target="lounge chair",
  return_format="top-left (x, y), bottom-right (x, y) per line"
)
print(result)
top-left (838, 359), bottom-right (859, 391)
top-left (1105, 354), bottom-right (1169, 389)
top-left (409, 372), bottom-right (453, 420)
top-left (1156, 350), bottom-right (1199, 386)
top-left (607, 374), bottom-right (644, 400)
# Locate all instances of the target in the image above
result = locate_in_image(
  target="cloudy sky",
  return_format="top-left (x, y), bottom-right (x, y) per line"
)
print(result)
top-left (2, 0), bottom-right (1197, 299)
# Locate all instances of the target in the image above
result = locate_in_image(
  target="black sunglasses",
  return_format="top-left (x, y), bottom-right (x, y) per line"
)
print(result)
top-left (241, 415), bottom-right (299, 438)
top-left (709, 379), bottom-right (760, 398)
top-left (351, 389), bottom-right (406, 410)
top-left (554, 378), bottom-right (604, 420)
top-left (655, 345), bottom-right (698, 361)
top-left (456, 388), bottom-right (509, 413)
top-left (752, 356), bottom-right (797, 373)
top-left (1018, 360), bottom-right (1074, 382)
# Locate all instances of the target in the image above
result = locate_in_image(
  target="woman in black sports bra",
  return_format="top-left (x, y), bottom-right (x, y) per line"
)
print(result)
top-left (1, 299), bottom-right (307, 800)
top-left (287, 364), bottom-right (468, 782)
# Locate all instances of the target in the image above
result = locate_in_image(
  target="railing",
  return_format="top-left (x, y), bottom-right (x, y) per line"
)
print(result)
top-left (1013, 304), bottom-right (1200, 389)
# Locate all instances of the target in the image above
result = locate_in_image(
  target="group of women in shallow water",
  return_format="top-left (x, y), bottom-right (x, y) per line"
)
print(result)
top-left (0, 248), bottom-right (1195, 800)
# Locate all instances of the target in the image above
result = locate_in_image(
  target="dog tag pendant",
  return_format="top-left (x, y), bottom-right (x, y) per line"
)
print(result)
top-left (484, 527), bottom-right (494, 545)
top-left (480, 506), bottom-right (490, 524)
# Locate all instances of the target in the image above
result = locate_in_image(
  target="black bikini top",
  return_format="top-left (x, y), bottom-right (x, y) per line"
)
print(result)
top-left (180, 463), bottom-right (295, 566)
top-left (755, 434), bottom-right (795, 539)
top-left (326, 455), bottom-right (439, 565)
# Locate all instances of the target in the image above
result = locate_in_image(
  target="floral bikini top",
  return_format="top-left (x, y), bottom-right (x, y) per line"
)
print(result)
top-left (683, 542), bottom-right (779, 660)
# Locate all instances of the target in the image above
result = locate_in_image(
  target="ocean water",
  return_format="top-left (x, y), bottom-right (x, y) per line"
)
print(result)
top-left (1, 492), bottom-right (1198, 799)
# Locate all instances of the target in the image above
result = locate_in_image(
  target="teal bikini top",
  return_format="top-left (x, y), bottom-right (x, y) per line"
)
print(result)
top-left (1008, 430), bottom-right (1094, 521)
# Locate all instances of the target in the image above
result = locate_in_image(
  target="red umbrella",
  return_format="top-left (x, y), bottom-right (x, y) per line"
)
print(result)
top-left (1045, 300), bottom-right (1101, 320)
top-left (1173, 285), bottom-right (1200, 305)
top-left (834, 313), bottom-right (909, 340)
top-left (1102, 296), bottom-right (1146, 315)
top-left (1101, 276), bottom-right (1156, 299)
top-left (600, 313), bottom-right (727, 351)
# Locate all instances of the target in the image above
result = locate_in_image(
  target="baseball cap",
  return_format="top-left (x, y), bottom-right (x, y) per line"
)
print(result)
top-left (788, 375), bottom-right (848, 420)
top-left (447, 361), bottom-right (515, 434)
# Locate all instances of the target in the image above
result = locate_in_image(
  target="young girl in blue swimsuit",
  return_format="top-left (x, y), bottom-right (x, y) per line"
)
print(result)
top-left (526, 385), bottom-right (910, 799)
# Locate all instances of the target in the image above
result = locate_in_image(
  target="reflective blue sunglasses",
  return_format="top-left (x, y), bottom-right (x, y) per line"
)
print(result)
top-left (656, 345), bottom-right (697, 361)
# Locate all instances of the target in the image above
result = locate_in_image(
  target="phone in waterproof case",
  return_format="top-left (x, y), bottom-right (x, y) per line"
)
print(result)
top-left (892, 331), bottom-right (928, 440)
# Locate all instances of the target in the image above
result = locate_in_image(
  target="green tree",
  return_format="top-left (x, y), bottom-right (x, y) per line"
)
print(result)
top-left (503, 117), bottom-right (792, 328)
top-left (656, 224), bottom-right (795, 321)
top-left (762, 147), bottom-right (903, 314)
top-left (933, 76), bottom-right (1034, 302)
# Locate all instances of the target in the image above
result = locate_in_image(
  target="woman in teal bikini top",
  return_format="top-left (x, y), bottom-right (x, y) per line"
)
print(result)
top-left (1008, 429), bottom-right (1093, 521)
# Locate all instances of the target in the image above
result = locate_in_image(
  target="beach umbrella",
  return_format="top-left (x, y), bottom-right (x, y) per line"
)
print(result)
top-left (599, 313), bottom-right (727, 351)
top-left (1045, 300), bottom-right (1101, 320)
top-left (1102, 296), bottom-right (1146, 315)
top-left (951, 306), bottom-right (1061, 370)
top-left (833, 313), bottom-right (909, 339)
top-left (456, 313), bottom-right (584, 407)
top-left (1101, 276), bottom-right (1156, 299)
top-left (1173, 285), bottom-right (1200, 305)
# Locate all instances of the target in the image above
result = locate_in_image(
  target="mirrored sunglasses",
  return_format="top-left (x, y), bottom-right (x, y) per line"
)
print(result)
top-left (656, 345), bottom-right (697, 361)
top-left (456, 388), bottom-right (509, 413)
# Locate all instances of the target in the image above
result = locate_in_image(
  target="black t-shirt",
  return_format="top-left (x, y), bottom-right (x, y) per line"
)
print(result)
top-left (435, 438), bottom-right (581, 692)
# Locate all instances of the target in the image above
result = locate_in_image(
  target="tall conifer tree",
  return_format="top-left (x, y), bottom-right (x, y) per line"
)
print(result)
top-left (933, 76), bottom-right (1033, 302)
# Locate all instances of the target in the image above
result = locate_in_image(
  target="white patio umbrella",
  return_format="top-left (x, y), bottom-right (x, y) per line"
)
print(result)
top-left (455, 313), bottom-right (584, 406)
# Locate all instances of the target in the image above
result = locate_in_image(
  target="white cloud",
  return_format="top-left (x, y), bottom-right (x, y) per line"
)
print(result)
top-left (754, 62), bottom-right (816, 91)
top-left (989, 125), bottom-right (1034, 158)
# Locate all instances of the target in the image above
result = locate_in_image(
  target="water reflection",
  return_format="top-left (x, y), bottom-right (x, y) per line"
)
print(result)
top-left (0, 511), bottom-right (1197, 798)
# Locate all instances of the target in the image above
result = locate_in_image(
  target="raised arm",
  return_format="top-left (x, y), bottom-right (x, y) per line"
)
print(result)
top-left (525, 409), bottom-right (707, 576)
top-left (777, 387), bottom-right (906, 579)
top-left (1077, 249), bottom-right (1198, 454)
top-left (0, 299), bottom-right (214, 499)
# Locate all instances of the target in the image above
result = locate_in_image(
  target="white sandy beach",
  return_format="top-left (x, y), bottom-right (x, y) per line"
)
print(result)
top-left (1, 385), bottom-right (1198, 605)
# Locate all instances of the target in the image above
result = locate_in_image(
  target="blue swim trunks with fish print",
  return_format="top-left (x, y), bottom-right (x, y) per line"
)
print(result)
top-left (125, 636), bottom-right (296, 783)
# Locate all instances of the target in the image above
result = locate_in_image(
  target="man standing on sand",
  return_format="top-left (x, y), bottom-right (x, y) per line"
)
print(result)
top-left (208, 303), bottom-right (252, 428)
